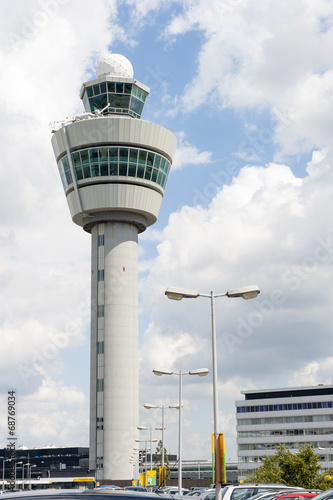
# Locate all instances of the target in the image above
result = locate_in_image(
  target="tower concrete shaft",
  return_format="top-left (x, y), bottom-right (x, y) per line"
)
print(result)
top-left (90, 221), bottom-right (139, 480)
top-left (50, 54), bottom-right (177, 480)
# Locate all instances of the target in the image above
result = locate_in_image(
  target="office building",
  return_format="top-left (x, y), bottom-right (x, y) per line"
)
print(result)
top-left (236, 384), bottom-right (333, 480)
top-left (50, 54), bottom-right (177, 480)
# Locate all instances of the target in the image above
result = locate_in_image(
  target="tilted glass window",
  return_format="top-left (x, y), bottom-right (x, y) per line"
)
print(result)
top-left (58, 146), bottom-right (171, 190)
top-left (82, 81), bottom-right (148, 118)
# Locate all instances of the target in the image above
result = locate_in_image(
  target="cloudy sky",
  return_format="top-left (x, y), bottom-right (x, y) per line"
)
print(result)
top-left (1, 0), bottom-right (333, 465)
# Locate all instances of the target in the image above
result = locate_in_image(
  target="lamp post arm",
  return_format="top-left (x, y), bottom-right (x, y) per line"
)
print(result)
top-left (197, 293), bottom-right (227, 299)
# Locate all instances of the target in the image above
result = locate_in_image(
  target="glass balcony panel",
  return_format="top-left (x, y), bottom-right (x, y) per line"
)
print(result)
top-left (99, 148), bottom-right (108, 162)
top-left (75, 167), bottom-right (83, 180)
top-left (81, 150), bottom-right (89, 164)
top-left (90, 149), bottom-right (99, 163)
top-left (91, 164), bottom-right (100, 177)
top-left (138, 150), bottom-right (147, 165)
top-left (151, 168), bottom-right (158, 182)
top-left (72, 152), bottom-right (81, 166)
top-left (109, 163), bottom-right (118, 175)
top-left (119, 163), bottom-right (127, 176)
top-left (160, 158), bottom-right (166, 172)
top-left (119, 148), bottom-right (128, 162)
top-left (65, 171), bottom-right (72, 186)
top-left (156, 170), bottom-right (163, 185)
top-left (83, 165), bottom-right (91, 178)
top-left (129, 149), bottom-right (138, 163)
top-left (128, 164), bottom-right (136, 177)
top-left (161, 173), bottom-right (167, 188)
top-left (147, 152), bottom-right (154, 166)
top-left (109, 147), bottom-right (118, 162)
top-left (137, 165), bottom-right (144, 178)
top-left (100, 162), bottom-right (108, 176)
top-left (145, 165), bottom-right (152, 180)
top-left (154, 155), bottom-right (161, 169)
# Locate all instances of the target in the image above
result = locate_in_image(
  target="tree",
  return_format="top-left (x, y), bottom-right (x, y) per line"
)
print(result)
top-left (153, 440), bottom-right (170, 485)
top-left (245, 444), bottom-right (333, 489)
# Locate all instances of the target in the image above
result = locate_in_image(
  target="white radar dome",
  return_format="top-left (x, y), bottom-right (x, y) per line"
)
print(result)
top-left (96, 54), bottom-right (134, 78)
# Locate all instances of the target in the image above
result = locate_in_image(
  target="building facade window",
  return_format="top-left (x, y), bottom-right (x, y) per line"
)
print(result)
top-left (98, 269), bottom-right (104, 281)
top-left (97, 305), bottom-right (104, 317)
top-left (237, 401), bottom-right (333, 413)
top-left (97, 379), bottom-right (104, 392)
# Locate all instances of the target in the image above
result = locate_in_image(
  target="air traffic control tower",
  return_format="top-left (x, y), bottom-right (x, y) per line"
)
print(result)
top-left (50, 54), bottom-right (177, 480)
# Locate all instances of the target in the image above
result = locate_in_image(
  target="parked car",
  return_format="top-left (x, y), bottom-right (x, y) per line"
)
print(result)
top-left (163, 488), bottom-right (190, 496)
top-left (310, 490), bottom-right (333, 500)
top-left (124, 487), bottom-right (147, 492)
top-left (0, 488), bottom-right (183, 500)
top-left (248, 489), bottom-right (318, 500)
top-left (221, 484), bottom-right (305, 500)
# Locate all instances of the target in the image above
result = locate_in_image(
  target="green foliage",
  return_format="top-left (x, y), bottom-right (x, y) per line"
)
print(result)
top-left (245, 444), bottom-right (333, 489)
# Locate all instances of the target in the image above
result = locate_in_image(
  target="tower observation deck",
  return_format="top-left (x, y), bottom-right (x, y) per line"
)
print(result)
top-left (50, 54), bottom-right (177, 481)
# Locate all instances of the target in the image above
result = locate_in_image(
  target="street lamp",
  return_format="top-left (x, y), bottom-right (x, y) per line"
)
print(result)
top-left (28, 464), bottom-right (36, 489)
top-left (134, 442), bottom-right (152, 485)
top-left (14, 462), bottom-right (22, 487)
top-left (144, 403), bottom-right (170, 488)
top-left (153, 367), bottom-right (209, 495)
top-left (165, 285), bottom-right (260, 500)
top-left (137, 427), bottom-right (158, 472)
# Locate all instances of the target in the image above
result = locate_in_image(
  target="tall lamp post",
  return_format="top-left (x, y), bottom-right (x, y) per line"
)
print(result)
top-left (28, 464), bottom-right (36, 490)
top-left (134, 444), bottom-right (151, 485)
top-left (144, 404), bottom-right (167, 487)
top-left (14, 462), bottom-right (22, 488)
top-left (153, 367), bottom-right (209, 495)
top-left (137, 427), bottom-right (158, 472)
top-left (165, 285), bottom-right (260, 500)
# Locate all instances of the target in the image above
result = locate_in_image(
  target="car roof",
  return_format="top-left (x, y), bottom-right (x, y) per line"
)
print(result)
top-left (274, 495), bottom-right (318, 498)
top-left (0, 489), bottom-right (182, 500)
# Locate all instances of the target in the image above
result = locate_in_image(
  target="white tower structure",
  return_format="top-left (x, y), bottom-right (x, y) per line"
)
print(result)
top-left (50, 54), bottom-right (177, 481)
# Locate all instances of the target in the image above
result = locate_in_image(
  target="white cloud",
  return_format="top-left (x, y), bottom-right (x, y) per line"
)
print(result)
top-left (162, 0), bottom-right (333, 157)
top-left (172, 132), bottom-right (213, 170)
top-left (141, 147), bottom-right (333, 393)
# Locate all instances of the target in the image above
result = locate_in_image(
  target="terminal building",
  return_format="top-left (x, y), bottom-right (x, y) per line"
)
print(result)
top-left (236, 384), bottom-right (333, 480)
